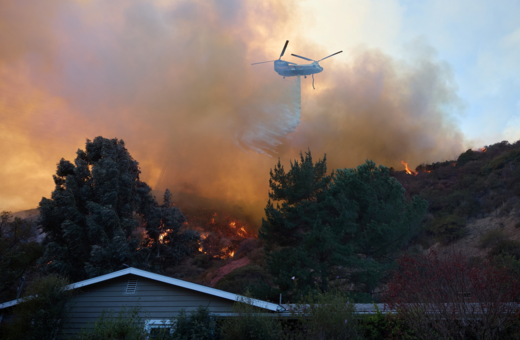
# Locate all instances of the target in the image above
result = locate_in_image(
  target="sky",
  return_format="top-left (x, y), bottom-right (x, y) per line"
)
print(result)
top-left (0, 0), bottom-right (519, 219)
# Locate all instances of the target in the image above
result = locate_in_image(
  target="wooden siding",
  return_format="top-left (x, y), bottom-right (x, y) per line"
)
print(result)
top-left (62, 274), bottom-right (240, 336)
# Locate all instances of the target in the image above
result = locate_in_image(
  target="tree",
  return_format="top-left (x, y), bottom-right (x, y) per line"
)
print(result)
top-left (3, 275), bottom-right (74, 340)
top-left (140, 189), bottom-right (198, 265)
top-left (385, 251), bottom-right (520, 340)
top-left (0, 211), bottom-right (43, 302)
top-left (259, 151), bottom-right (353, 295)
top-left (38, 137), bottom-right (197, 281)
top-left (331, 160), bottom-right (428, 295)
top-left (260, 154), bottom-right (427, 298)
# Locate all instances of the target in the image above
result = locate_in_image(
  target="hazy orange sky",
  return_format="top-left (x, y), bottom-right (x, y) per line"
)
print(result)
top-left (1, 0), bottom-right (490, 218)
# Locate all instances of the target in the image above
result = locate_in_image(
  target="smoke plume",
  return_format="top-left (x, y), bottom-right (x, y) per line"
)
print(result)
top-left (0, 0), bottom-right (465, 224)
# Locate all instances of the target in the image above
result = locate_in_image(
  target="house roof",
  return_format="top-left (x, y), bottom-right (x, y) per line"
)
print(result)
top-left (0, 267), bottom-right (285, 312)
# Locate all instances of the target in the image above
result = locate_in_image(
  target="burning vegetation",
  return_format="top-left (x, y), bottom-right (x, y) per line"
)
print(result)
top-left (181, 208), bottom-right (256, 260)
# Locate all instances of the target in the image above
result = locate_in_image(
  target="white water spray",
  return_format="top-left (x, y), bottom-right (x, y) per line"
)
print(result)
top-left (236, 76), bottom-right (301, 155)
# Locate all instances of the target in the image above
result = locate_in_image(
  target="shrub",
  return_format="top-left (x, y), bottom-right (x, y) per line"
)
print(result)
top-left (385, 250), bottom-right (520, 340)
top-left (3, 274), bottom-right (73, 340)
top-left (287, 290), bottom-right (362, 340)
top-left (76, 306), bottom-right (148, 340)
top-left (361, 304), bottom-right (414, 340)
top-left (488, 239), bottom-right (520, 260)
top-left (220, 295), bottom-right (283, 340)
top-left (478, 229), bottom-right (505, 249)
top-left (428, 214), bottom-right (467, 245)
top-left (151, 306), bottom-right (219, 340)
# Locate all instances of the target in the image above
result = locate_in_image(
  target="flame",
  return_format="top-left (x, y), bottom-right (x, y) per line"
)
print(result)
top-left (401, 160), bottom-right (417, 175)
top-left (229, 221), bottom-right (236, 228)
top-left (221, 250), bottom-right (235, 259)
top-left (158, 229), bottom-right (172, 244)
top-left (477, 147), bottom-right (487, 152)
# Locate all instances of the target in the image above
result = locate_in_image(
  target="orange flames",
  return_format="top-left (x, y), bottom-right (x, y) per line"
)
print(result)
top-left (158, 229), bottom-right (173, 244)
top-left (401, 160), bottom-right (417, 175)
top-left (476, 147), bottom-right (487, 152)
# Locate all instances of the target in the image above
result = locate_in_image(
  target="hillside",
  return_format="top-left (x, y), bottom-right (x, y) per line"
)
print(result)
top-left (6, 140), bottom-right (520, 303)
top-left (394, 142), bottom-right (520, 246)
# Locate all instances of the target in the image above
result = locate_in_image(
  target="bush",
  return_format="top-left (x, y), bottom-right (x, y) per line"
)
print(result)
top-left (488, 239), bottom-right (520, 260)
top-left (428, 214), bottom-right (467, 245)
top-left (76, 306), bottom-right (148, 340)
top-left (478, 229), bottom-right (505, 249)
top-left (287, 290), bottom-right (362, 340)
top-left (361, 304), bottom-right (414, 340)
top-left (149, 306), bottom-right (219, 340)
top-left (3, 274), bottom-right (73, 340)
top-left (221, 295), bottom-right (283, 340)
top-left (385, 250), bottom-right (520, 340)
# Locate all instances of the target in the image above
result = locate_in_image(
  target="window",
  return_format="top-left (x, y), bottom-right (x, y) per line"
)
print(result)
top-left (145, 320), bottom-right (176, 339)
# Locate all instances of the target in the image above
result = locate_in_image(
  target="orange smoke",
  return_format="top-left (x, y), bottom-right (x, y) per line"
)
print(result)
top-left (0, 0), bottom-right (465, 224)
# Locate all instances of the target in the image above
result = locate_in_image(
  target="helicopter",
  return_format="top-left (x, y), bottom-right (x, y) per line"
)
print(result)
top-left (251, 40), bottom-right (342, 88)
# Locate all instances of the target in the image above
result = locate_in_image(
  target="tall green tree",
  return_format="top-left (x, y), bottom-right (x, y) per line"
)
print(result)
top-left (332, 160), bottom-right (428, 294)
top-left (259, 151), bottom-right (353, 295)
top-left (38, 137), bottom-right (197, 281)
top-left (260, 153), bottom-right (428, 298)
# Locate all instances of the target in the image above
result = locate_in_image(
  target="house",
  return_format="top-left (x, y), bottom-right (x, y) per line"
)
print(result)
top-left (0, 267), bottom-right (284, 337)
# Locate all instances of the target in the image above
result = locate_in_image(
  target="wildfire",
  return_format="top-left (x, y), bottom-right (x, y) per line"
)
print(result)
top-left (159, 229), bottom-right (173, 244)
top-left (187, 209), bottom-right (256, 260)
top-left (401, 160), bottom-right (417, 175)
top-left (476, 147), bottom-right (487, 152)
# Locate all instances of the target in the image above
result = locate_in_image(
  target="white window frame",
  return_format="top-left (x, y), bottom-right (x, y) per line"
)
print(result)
top-left (144, 319), bottom-right (176, 338)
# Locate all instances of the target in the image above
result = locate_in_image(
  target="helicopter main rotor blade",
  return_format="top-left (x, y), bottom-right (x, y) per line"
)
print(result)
top-left (279, 40), bottom-right (289, 59)
top-left (291, 54), bottom-right (314, 62)
top-left (251, 60), bottom-right (277, 65)
top-left (318, 51), bottom-right (343, 62)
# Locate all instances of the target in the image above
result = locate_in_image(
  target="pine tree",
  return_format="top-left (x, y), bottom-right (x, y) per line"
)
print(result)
top-left (38, 137), bottom-right (196, 281)
top-left (259, 151), bottom-right (353, 295)
top-left (260, 153), bottom-right (428, 298)
top-left (331, 160), bottom-right (428, 295)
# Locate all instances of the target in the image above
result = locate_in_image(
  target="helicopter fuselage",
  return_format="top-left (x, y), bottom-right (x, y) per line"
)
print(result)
top-left (274, 60), bottom-right (323, 77)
